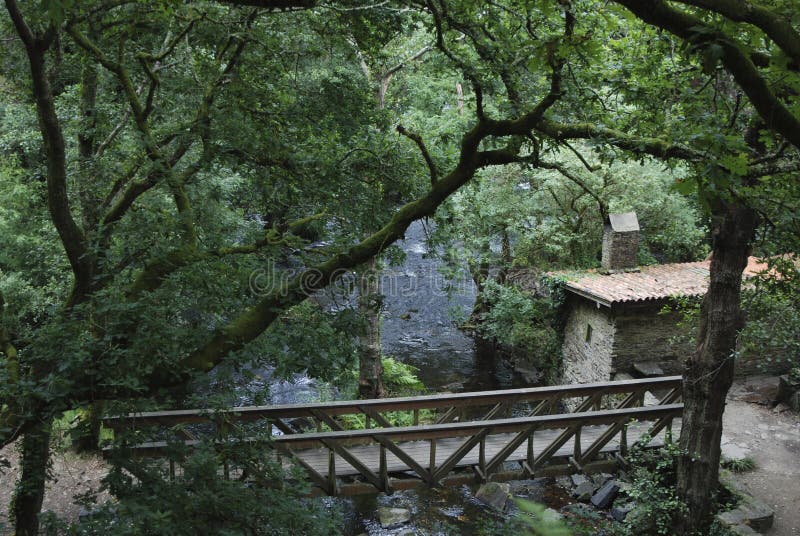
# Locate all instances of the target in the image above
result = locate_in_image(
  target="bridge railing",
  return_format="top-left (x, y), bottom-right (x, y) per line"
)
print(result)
top-left (103, 376), bottom-right (682, 495)
top-left (104, 375), bottom-right (682, 436)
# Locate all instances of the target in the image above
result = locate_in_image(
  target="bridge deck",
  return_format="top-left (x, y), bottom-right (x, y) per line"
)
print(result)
top-left (293, 420), bottom-right (680, 477)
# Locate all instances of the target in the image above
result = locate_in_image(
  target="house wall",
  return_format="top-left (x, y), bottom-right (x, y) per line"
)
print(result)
top-left (559, 296), bottom-right (791, 385)
top-left (560, 296), bottom-right (615, 386)
top-left (611, 305), bottom-right (692, 375)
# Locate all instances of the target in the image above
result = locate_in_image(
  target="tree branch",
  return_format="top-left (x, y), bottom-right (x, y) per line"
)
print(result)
top-left (613, 0), bottom-right (800, 149)
top-left (397, 124), bottom-right (438, 184)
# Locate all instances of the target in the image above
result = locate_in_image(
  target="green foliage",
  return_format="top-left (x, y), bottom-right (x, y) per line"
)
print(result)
top-left (380, 356), bottom-right (427, 396)
top-left (514, 500), bottom-right (572, 536)
top-left (474, 280), bottom-right (561, 378)
top-left (340, 357), bottom-right (432, 428)
top-left (722, 457), bottom-right (756, 473)
top-left (739, 259), bottom-right (800, 374)
top-left (43, 442), bottom-right (341, 536)
top-left (617, 440), bottom-right (688, 535)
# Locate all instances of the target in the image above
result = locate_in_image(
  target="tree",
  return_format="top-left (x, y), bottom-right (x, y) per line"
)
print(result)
top-left (2, 0), bottom-right (799, 533)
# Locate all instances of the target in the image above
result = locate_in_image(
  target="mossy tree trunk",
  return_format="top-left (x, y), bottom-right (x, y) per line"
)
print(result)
top-left (358, 257), bottom-right (385, 399)
top-left (675, 199), bottom-right (757, 534)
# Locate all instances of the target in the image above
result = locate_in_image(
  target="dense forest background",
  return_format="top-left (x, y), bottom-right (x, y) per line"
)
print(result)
top-left (1, 0), bottom-right (799, 534)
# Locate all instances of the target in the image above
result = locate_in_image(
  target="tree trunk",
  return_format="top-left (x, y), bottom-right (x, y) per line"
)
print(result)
top-left (11, 419), bottom-right (52, 536)
top-left (358, 257), bottom-right (385, 399)
top-left (676, 199), bottom-right (757, 534)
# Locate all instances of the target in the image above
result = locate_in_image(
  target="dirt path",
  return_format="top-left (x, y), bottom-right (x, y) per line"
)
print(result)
top-left (723, 377), bottom-right (800, 536)
top-left (0, 443), bottom-right (108, 535)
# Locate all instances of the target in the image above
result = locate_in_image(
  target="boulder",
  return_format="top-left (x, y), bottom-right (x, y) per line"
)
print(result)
top-left (739, 496), bottom-right (775, 532)
top-left (571, 473), bottom-right (589, 487)
top-left (717, 509), bottom-right (749, 527)
top-left (611, 502), bottom-right (635, 522)
top-left (729, 524), bottom-right (760, 536)
top-left (572, 481), bottom-right (595, 502)
top-left (590, 481), bottom-right (620, 509)
top-left (632, 361), bottom-right (664, 377)
top-left (378, 507), bottom-right (412, 528)
top-left (475, 482), bottom-right (512, 512)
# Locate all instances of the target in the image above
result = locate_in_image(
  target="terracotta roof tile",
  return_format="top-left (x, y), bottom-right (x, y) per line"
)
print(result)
top-left (553, 257), bottom-right (768, 306)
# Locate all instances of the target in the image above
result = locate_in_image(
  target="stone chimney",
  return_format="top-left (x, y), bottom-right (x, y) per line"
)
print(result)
top-left (601, 212), bottom-right (640, 272)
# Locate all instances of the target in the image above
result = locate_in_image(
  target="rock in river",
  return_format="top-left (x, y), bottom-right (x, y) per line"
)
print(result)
top-left (378, 507), bottom-right (412, 528)
top-left (475, 482), bottom-right (512, 512)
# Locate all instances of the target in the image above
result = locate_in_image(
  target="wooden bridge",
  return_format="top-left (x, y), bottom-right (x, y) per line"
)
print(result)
top-left (104, 376), bottom-right (682, 496)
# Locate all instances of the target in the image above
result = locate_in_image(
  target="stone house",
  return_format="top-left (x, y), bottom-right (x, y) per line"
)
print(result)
top-left (555, 212), bottom-right (772, 385)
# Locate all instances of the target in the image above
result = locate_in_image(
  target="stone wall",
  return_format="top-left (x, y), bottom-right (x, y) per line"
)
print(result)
top-left (611, 305), bottom-right (692, 375)
top-left (560, 296), bottom-right (615, 386)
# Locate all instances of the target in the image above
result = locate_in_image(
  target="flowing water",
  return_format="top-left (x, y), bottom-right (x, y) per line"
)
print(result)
top-left (379, 220), bottom-right (523, 393)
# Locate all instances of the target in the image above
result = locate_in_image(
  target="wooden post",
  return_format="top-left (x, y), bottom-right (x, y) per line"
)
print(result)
top-left (573, 425), bottom-right (582, 467)
top-left (413, 409), bottom-right (419, 426)
top-left (365, 414), bottom-right (371, 430)
top-left (620, 423), bottom-right (628, 456)
top-left (379, 444), bottom-right (389, 493)
top-left (328, 449), bottom-right (338, 496)
top-left (429, 439), bottom-right (436, 477)
top-left (479, 437), bottom-right (486, 480)
top-left (169, 459), bottom-right (175, 481)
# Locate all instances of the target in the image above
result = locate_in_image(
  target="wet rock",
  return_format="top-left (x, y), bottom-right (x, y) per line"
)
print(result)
top-left (399, 313), bottom-right (412, 320)
top-left (572, 481), bottom-right (595, 502)
top-left (555, 476), bottom-right (572, 489)
top-left (570, 473), bottom-right (589, 487)
top-left (590, 481), bottom-right (620, 509)
top-left (440, 381), bottom-right (464, 392)
top-left (539, 508), bottom-right (565, 523)
top-left (612, 372), bottom-right (634, 382)
top-left (591, 472), bottom-right (613, 488)
top-left (611, 502), bottom-right (635, 522)
top-left (378, 507), bottom-right (412, 528)
top-left (632, 361), bottom-right (664, 377)
top-left (515, 366), bottom-right (542, 384)
top-left (475, 482), bottom-right (512, 512)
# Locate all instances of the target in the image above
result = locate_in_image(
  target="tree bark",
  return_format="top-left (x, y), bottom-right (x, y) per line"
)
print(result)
top-left (11, 419), bottom-right (52, 536)
top-left (358, 257), bottom-right (385, 399)
top-left (676, 199), bottom-right (757, 534)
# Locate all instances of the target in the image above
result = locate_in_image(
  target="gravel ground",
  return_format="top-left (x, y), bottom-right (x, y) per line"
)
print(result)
top-left (724, 377), bottom-right (800, 536)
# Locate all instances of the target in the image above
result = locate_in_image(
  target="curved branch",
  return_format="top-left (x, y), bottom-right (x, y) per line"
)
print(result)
top-left (669, 0), bottom-right (800, 67)
top-left (613, 0), bottom-right (800, 149)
